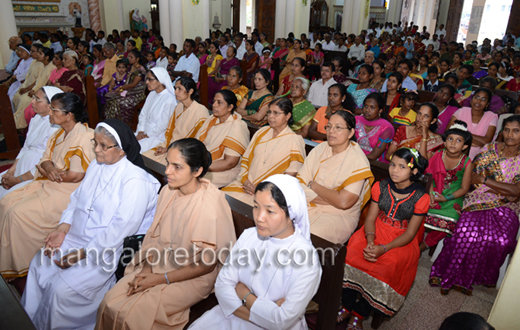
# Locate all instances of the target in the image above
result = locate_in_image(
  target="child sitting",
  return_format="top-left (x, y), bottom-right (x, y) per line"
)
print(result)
top-left (424, 66), bottom-right (440, 92)
top-left (145, 51), bottom-right (156, 70)
top-left (108, 60), bottom-right (128, 94)
top-left (166, 54), bottom-right (176, 81)
top-left (389, 91), bottom-right (418, 126)
top-left (82, 54), bottom-right (94, 76)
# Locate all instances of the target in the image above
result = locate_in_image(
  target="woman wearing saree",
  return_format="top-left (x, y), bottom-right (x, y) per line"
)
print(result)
top-left (13, 47), bottom-right (56, 129)
top-left (434, 84), bottom-right (461, 134)
top-left (387, 103), bottom-right (443, 160)
top-left (221, 66), bottom-right (249, 107)
top-left (222, 98), bottom-right (306, 206)
top-left (347, 64), bottom-right (377, 111)
top-left (205, 42), bottom-right (223, 76)
top-left (53, 51), bottom-right (85, 103)
top-left (195, 90), bottom-right (250, 188)
top-left (276, 57), bottom-right (306, 97)
top-left (290, 77), bottom-right (315, 138)
top-left (91, 44), bottom-right (105, 87)
top-left (298, 111), bottom-right (373, 245)
top-left (96, 139), bottom-right (236, 330)
top-left (413, 35), bottom-right (426, 56)
top-left (472, 58), bottom-right (487, 80)
top-left (0, 93), bottom-right (94, 280)
top-left (381, 38), bottom-right (394, 58)
top-left (197, 42), bottom-right (209, 65)
top-left (355, 93), bottom-right (395, 162)
top-left (278, 39), bottom-right (307, 84)
top-left (236, 69), bottom-right (275, 126)
top-left (104, 49), bottom-right (147, 126)
top-left (243, 40), bottom-right (259, 89)
top-left (430, 116), bottom-right (520, 295)
top-left (207, 46), bottom-right (240, 105)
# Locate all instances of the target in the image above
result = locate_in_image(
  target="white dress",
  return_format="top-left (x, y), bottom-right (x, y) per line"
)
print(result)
top-left (188, 227), bottom-right (322, 330)
top-left (0, 114), bottom-right (59, 199)
top-left (8, 57), bottom-right (33, 100)
top-left (135, 89), bottom-right (177, 152)
top-left (21, 157), bottom-right (160, 330)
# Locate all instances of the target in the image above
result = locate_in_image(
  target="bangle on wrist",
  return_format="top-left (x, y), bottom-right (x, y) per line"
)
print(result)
top-left (307, 181), bottom-right (313, 188)
top-left (242, 291), bottom-right (252, 306)
top-left (164, 272), bottom-right (170, 284)
top-left (444, 193), bottom-right (454, 201)
top-left (379, 244), bottom-right (387, 253)
top-left (365, 232), bottom-right (375, 238)
top-left (19, 175), bottom-right (24, 183)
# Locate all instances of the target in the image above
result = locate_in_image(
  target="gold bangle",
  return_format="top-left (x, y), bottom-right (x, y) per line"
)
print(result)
top-left (421, 138), bottom-right (428, 141)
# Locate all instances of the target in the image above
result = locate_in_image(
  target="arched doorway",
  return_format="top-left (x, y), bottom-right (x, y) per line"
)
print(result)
top-left (310, 0), bottom-right (329, 30)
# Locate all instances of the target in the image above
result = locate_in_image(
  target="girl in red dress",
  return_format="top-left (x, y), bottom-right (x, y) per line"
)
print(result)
top-left (338, 148), bottom-right (430, 329)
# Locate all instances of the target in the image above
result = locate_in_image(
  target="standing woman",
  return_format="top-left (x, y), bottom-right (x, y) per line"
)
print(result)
top-left (278, 39), bottom-right (307, 83)
top-left (430, 115), bottom-right (520, 295)
top-left (104, 49), bottom-right (147, 125)
top-left (298, 111), bottom-right (374, 245)
top-left (91, 44), bottom-right (106, 87)
top-left (276, 57), bottom-right (306, 97)
top-left (97, 139), bottom-right (236, 330)
top-left (135, 67), bottom-right (178, 153)
top-left (433, 84), bottom-right (461, 134)
top-left (195, 90), bottom-right (250, 188)
top-left (144, 77), bottom-right (208, 162)
top-left (387, 103), bottom-right (444, 160)
top-left (223, 98), bottom-right (306, 206)
top-left (243, 39), bottom-right (259, 89)
top-left (236, 69), bottom-right (275, 126)
top-left (447, 87), bottom-right (498, 159)
top-left (0, 93), bottom-right (95, 280)
top-left (0, 87), bottom-right (62, 199)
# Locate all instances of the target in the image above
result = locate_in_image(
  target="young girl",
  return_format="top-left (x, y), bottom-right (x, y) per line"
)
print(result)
top-left (439, 59), bottom-right (451, 81)
top-left (420, 121), bottom-right (473, 252)
top-left (355, 92), bottom-right (395, 162)
top-left (505, 67), bottom-right (520, 92)
top-left (108, 60), bottom-right (128, 93)
top-left (259, 48), bottom-right (272, 71)
top-left (82, 54), bottom-right (94, 76)
top-left (339, 148), bottom-right (430, 328)
top-left (145, 51), bottom-right (156, 70)
top-left (389, 91), bottom-right (418, 126)
top-left (308, 43), bottom-right (324, 82)
top-left (166, 54), bottom-right (176, 81)
top-left (383, 71), bottom-right (403, 120)
top-left (450, 52), bottom-right (463, 74)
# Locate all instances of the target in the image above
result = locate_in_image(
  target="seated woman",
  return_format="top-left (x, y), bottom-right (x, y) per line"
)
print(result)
top-left (369, 60), bottom-right (386, 91)
top-left (347, 64), bottom-right (377, 111)
top-left (96, 139), bottom-right (236, 330)
top-left (308, 83), bottom-right (357, 143)
top-left (13, 47), bottom-right (56, 129)
top-left (22, 119), bottom-right (160, 330)
top-left (387, 103), bottom-right (443, 160)
top-left (447, 87), bottom-right (498, 159)
top-left (104, 49), bottom-right (147, 126)
top-left (197, 41), bottom-right (208, 64)
top-left (221, 66), bottom-right (249, 106)
top-left (462, 76), bottom-right (508, 115)
top-left (278, 39), bottom-right (307, 84)
top-left (421, 121), bottom-right (472, 252)
top-left (243, 40), bottom-right (259, 89)
top-left (9, 44), bottom-right (43, 103)
top-left (135, 67), bottom-right (178, 153)
top-left (434, 84), bottom-right (461, 134)
top-left (207, 46), bottom-right (240, 104)
top-left (472, 58), bottom-right (487, 80)
top-left (236, 69), bottom-right (275, 126)
top-left (91, 44), bottom-right (106, 87)
top-left (340, 148), bottom-right (430, 328)
top-left (298, 111), bottom-right (373, 245)
top-left (289, 77), bottom-right (315, 138)
top-left (189, 175), bottom-right (321, 330)
top-left (195, 90), bottom-right (250, 188)
top-left (143, 77), bottom-right (209, 163)
top-left (430, 115), bottom-right (520, 295)
top-left (222, 98), bottom-right (306, 206)
top-left (4, 44), bottom-right (33, 100)
top-left (0, 87), bottom-right (62, 199)
top-left (382, 71), bottom-right (403, 120)
top-left (276, 57), bottom-right (306, 97)
top-left (355, 92), bottom-right (395, 162)
top-left (54, 51), bottom-right (86, 102)
top-left (205, 42), bottom-right (223, 78)
top-left (0, 93), bottom-right (95, 280)
top-left (331, 57), bottom-right (348, 85)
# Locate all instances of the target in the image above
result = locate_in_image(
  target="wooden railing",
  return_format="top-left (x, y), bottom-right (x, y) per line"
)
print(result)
top-left (0, 85), bottom-right (21, 160)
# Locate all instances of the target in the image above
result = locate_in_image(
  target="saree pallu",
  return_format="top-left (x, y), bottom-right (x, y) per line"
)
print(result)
top-left (392, 125), bottom-right (444, 157)
top-left (104, 67), bottom-right (147, 126)
top-left (207, 57), bottom-right (240, 105)
top-left (57, 70), bottom-right (85, 103)
top-left (244, 91), bottom-right (274, 126)
top-left (222, 85), bottom-right (249, 107)
top-left (414, 42), bottom-right (426, 55)
top-left (355, 116), bottom-right (395, 162)
top-left (92, 60), bottom-right (105, 87)
top-left (381, 45), bottom-right (394, 57)
top-left (430, 143), bottom-right (520, 294)
top-left (347, 84), bottom-right (377, 109)
top-left (279, 50), bottom-right (307, 83)
top-left (244, 52), bottom-right (260, 89)
top-left (279, 75), bottom-right (293, 97)
top-left (290, 100), bottom-right (316, 132)
top-left (436, 105), bottom-right (460, 135)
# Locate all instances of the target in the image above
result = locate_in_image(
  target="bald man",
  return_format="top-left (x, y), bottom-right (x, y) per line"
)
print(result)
top-left (5, 37), bottom-right (22, 75)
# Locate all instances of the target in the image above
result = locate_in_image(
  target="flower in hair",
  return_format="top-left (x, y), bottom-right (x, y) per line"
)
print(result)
top-left (449, 123), bottom-right (468, 132)
top-left (408, 160), bottom-right (414, 168)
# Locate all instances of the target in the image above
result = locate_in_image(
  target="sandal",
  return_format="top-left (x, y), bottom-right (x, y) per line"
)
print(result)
top-left (346, 316), bottom-right (363, 330)
top-left (337, 307), bottom-right (349, 323)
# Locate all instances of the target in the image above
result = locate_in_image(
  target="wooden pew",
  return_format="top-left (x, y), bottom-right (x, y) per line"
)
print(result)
top-left (0, 275), bottom-right (36, 330)
top-left (85, 75), bottom-right (100, 129)
top-left (0, 85), bottom-right (21, 159)
top-left (240, 60), bottom-right (248, 87)
top-left (323, 50), bottom-right (349, 76)
top-left (199, 64), bottom-right (209, 108)
top-left (271, 58), bottom-right (281, 93)
top-left (495, 89), bottom-right (520, 102)
top-left (183, 195), bottom-right (347, 330)
top-left (417, 90), bottom-right (436, 104)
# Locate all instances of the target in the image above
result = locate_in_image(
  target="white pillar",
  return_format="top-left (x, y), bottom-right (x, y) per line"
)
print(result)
top-left (424, 0), bottom-right (438, 34)
top-left (116, 0), bottom-right (125, 31)
top-left (285, 0), bottom-right (296, 36)
top-left (159, 0), bottom-right (171, 45)
top-left (275, 0), bottom-right (286, 39)
top-left (202, 0), bottom-right (210, 39)
top-left (170, 0), bottom-right (183, 46)
top-left (387, 0), bottom-right (403, 24)
top-left (0, 3), bottom-right (18, 69)
top-left (465, 0), bottom-right (486, 45)
top-left (239, 0), bottom-right (247, 33)
top-left (352, 0), bottom-right (362, 34)
top-left (342, 0), bottom-right (354, 34)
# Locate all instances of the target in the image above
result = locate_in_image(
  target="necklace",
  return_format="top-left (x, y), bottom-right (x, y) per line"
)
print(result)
top-left (442, 150), bottom-right (463, 171)
top-left (169, 181), bottom-right (200, 251)
top-left (499, 143), bottom-right (520, 158)
top-left (87, 166), bottom-right (116, 218)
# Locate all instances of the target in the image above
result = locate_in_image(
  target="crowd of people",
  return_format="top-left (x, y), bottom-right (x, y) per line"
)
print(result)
top-left (0, 20), bottom-right (519, 330)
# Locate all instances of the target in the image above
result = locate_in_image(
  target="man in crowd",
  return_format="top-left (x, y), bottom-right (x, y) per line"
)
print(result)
top-left (235, 33), bottom-right (246, 60)
top-left (381, 59), bottom-right (418, 91)
top-left (171, 39), bottom-right (200, 83)
top-left (307, 62), bottom-right (337, 107)
top-left (4, 36), bottom-right (22, 76)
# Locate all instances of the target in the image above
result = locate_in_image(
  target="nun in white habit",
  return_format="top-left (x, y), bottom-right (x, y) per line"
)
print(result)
top-left (0, 86), bottom-right (62, 199)
top-left (22, 119), bottom-right (161, 330)
top-left (7, 44), bottom-right (34, 100)
top-left (189, 174), bottom-right (322, 330)
top-left (135, 66), bottom-right (178, 153)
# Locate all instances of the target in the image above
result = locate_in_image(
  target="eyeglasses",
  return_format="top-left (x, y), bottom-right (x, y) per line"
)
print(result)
top-left (50, 106), bottom-right (68, 113)
top-left (31, 95), bottom-right (44, 103)
top-left (145, 77), bottom-right (157, 82)
top-left (91, 139), bottom-right (118, 151)
top-left (266, 110), bottom-right (285, 116)
top-left (324, 125), bottom-right (350, 132)
top-left (473, 95), bottom-right (488, 102)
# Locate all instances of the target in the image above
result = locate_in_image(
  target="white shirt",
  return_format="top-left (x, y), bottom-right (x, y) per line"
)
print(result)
top-left (156, 56), bottom-right (168, 69)
top-left (321, 40), bottom-right (336, 51)
top-left (348, 44), bottom-right (365, 60)
top-left (219, 44), bottom-right (229, 59)
top-left (307, 78), bottom-right (337, 107)
top-left (188, 227), bottom-right (321, 330)
top-left (136, 89), bottom-right (177, 152)
top-left (50, 41), bottom-right (63, 53)
top-left (236, 42), bottom-right (247, 61)
top-left (335, 44), bottom-right (348, 52)
top-left (375, 28), bottom-right (383, 37)
top-left (381, 75), bottom-right (417, 91)
top-left (96, 38), bottom-right (107, 46)
top-left (8, 57), bottom-right (34, 99)
top-left (175, 53), bottom-right (200, 83)
top-left (435, 29), bottom-right (446, 37)
top-left (5, 50), bottom-right (20, 75)
top-left (255, 41), bottom-right (264, 55)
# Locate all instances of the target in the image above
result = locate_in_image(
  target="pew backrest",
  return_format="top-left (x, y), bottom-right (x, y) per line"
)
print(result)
top-left (85, 75), bottom-right (100, 129)
top-left (199, 64), bottom-right (209, 108)
top-left (0, 85), bottom-right (21, 159)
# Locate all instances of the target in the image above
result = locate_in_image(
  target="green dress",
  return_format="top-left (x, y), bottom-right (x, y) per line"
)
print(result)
top-left (290, 100), bottom-right (316, 132)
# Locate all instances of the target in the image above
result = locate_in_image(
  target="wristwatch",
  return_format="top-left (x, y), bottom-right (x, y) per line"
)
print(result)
top-left (242, 291), bottom-right (252, 306)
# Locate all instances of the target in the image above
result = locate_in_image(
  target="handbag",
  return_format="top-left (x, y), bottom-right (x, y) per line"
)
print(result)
top-left (115, 234), bottom-right (145, 281)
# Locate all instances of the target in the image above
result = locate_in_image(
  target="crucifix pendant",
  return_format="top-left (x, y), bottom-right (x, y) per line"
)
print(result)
top-left (87, 207), bottom-right (94, 215)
